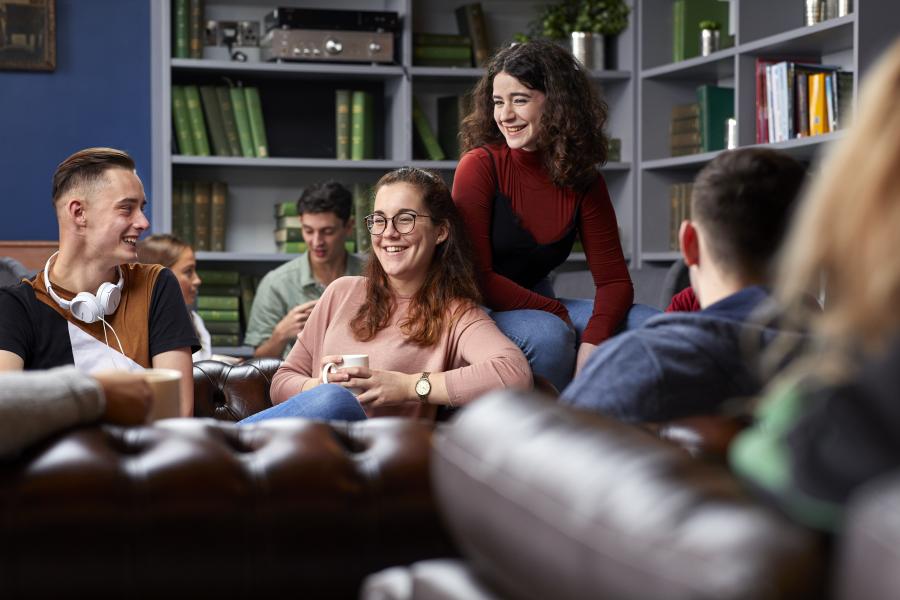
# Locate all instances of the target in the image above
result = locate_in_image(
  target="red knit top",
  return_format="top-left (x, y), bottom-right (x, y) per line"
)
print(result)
top-left (452, 144), bottom-right (633, 345)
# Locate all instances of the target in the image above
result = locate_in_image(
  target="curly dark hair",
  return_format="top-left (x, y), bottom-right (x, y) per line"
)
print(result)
top-left (459, 40), bottom-right (609, 191)
top-left (350, 167), bottom-right (482, 346)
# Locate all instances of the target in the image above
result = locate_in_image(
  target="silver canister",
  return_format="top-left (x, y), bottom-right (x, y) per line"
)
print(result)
top-left (805, 0), bottom-right (822, 25)
top-left (838, 0), bottom-right (852, 17)
top-left (700, 28), bottom-right (720, 56)
top-left (726, 118), bottom-right (737, 150)
top-left (570, 31), bottom-right (593, 69)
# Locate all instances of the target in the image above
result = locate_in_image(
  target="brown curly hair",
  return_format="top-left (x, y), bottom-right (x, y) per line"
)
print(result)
top-left (350, 168), bottom-right (482, 346)
top-left (460, 40), bottom-right (609, 191)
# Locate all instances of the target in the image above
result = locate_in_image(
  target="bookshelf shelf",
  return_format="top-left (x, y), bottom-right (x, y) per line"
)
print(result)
top-left (642, 151), bottom-right (722, 170)
top-left (172, 58), bottom-right (406, 80)
top-left (173, 156), bottom-right (426, 170)
top-left (739, 16), bottom-right (855, 56)
top-left (641, 48), bottom-right (736, 80)
top-left (641, 251), bottom-right (681, 262)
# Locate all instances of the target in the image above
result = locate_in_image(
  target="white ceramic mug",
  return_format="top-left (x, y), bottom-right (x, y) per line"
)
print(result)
top-left (143, 368), bottom-right (182, 422)
top-left (321, 354), bottom-right (369, 395)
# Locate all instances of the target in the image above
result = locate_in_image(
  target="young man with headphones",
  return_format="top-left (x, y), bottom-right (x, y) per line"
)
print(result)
top-left (0, 147), bottom-right (198, 416)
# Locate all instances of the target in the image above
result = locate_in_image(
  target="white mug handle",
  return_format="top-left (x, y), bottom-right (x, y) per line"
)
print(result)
top-left (321, 362), bottom-right (338, 385)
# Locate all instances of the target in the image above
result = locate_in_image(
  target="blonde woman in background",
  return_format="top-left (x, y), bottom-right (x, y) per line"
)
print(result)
top-left (730, 40), bottom-right (900, 533)
top-left (136, 234), bottom-right (211, 361)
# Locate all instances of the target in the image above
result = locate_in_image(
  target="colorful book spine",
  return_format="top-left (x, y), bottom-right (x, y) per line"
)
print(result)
top-left (197, 270), bottom-right (240, 285)
top-left (215, 86), bottom-right (242, 156)
top-left (172, 0), bottom-right (189, 58)
top-left (230, 87), bottom-right (256, 158)
top-left (199, 86), bottom-right (231, 157)
top-left (455, 3), bottom-right (490, 67)
top-left (809, 73), bottom-right (827, 136)
top-left (193, 181), bottom-right (211, 251)
top-left (171, 86), bottom-right (195, 155)
top-left (825, 72), bottom-right (837, 133)
top-left (188, 0), bottom-right (203, 59)
top-left (210, 181), bottom-right (227, 252)
top-left (274, 202), bottom-right (298, 217)
top-left (183, 85), bottom-right (210, 156)
top-left (350, 91), bottom-right (373, 160)
top-left (197, 296), bottom-right (240, 310)
top-left (412, 97), bottom-right (446, 160)
top-left (697, 85), bottom-right (734, 152)
top-left (335, 89), bottom-right (351, 160)
top-left (243, 87), bottom-right (269, 158)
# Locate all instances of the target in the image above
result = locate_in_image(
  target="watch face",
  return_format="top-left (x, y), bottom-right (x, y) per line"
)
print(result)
top-left (416, 378), bottom-right (431, 396)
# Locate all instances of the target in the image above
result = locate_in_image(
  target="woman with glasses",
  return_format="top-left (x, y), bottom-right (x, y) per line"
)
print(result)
top-left (453, 40), bottom-right (648, 391)
top-left (241, 167), bottom-right (531, 423)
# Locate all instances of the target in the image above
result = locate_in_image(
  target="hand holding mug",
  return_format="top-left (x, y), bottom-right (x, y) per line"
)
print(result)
top-left (321, 354), bottom-right (369, 395)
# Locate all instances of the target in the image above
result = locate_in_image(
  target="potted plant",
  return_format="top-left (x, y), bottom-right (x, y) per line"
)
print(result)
top-left (698, 20), bottom-right (721, 56)
top-left (536, 0), bottom-right (631, 69)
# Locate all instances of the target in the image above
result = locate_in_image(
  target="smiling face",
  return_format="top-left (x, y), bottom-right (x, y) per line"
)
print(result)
top-left (371, 182), bottom-right (448, 296)
top-left (171, 246), bottom-right (202, 306)
top-left (300, 211), bottom-right (352, 268)
top-left (492, 71), bottom-right (547, 152)
top-left (81, 168), bottom-right (149, 266)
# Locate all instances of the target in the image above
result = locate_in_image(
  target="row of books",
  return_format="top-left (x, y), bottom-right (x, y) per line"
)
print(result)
top-left (195, 270), bottom-right (260, 348)
top-left (272, 183), bottom-right (373, 255)
top-left (669, 182), bottom-right (694, 251)
top-left (672, 0), bottom-right (733, 62)
top-left (172, 180), bottom-right (227, 252)
top-left (669, 85), bottom-right (734, 156)
top-left (335, 90), bottom-right (375, 160)
top-left (413, 33), bottom-right (473, 67)
top-left (755, 58), bottom-right (853, 144)
top-left (172, 84), bottom-right (269, 158)
top-left (171, 0), bottom-right (203, 59)
top-left (412, 95), bottom-right (471, 161)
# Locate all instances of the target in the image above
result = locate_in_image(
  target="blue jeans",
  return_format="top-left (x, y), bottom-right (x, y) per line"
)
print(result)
top-left (491, 290), bottom-right (660, 392)
top-left (239, 384), bottom-right (367, 423)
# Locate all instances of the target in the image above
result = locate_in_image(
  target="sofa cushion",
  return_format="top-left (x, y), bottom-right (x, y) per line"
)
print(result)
top-left (431, 391), bottom-right (825, 600)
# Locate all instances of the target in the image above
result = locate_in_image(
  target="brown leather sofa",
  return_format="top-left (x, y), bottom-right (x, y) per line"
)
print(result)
top-left (0, 359), bottom-right (455, 599)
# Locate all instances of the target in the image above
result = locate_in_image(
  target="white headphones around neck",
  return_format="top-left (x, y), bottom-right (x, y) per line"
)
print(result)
top-left (43, 252), bottom-right (124, 324)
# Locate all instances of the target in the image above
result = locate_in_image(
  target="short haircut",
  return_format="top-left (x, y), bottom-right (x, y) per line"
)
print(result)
top-left (136, 233), bottom-right (191, 269)
top-left (296, 180), bottom-right (352, 222)
top-left (52, 147), bottom-right (136, 205)
top-left (692, 148), bottom-right (806, 280)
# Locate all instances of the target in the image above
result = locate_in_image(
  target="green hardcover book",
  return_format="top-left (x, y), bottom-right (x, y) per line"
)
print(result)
top-left (412, 57), bottom-right (474, 68)
top-left (335, 89), bottom-right (351, 160)
top-left (274, 228), bottom-right (303, 243)
top-left (230, 87), bottom-right (255, 157)
top-left (437, 95), bottom-right (471, 160)
top-left (183, 85), bottom-right (210, 156)
top-left (193, 181), bottom-right (212, 251)
top-left (172, 0), bottom-right (189, 58)
top-left (210, 334), bottom-right (241, 347)
top-left (350, 91), bottom-right (374, 160)
top-left (239, 274), bottom-right (257, 325)
top-left (199, 284), bottom-right (241, 297)
top-left (674, 0), bottom-right (733, 62)
top-left (243, 87), bottom-right (269, 158)
top-left (204, 320), bottom-right (242, 335)
top-left (178, 180), bottom-right (195, 246)
top-left (275, 215), bottom-right (301, 229)
top-left (171, 86), bottom-right (195, 155)
top-left (188, 0), bottom-right (203, 59)
top-left (414, 45), bottom-right (473, 62)
top-left (197, 270), bottom-right (240, 285)
top-left (353, 183), bottom-right (372, 254)
top-left (696, 85), bottom-right (734, 152)
top-left (413, 33), bottom-right (471, 47)
top-left (455, 3), bottom-right (490, 67)
top-left (274, 202), bottom-right (298, 217)
top-left (215, 86), bottom-right (242, 156)
top-left (198, 309), bottom-right (240, 322)
top-left (197, 295), bottom-right (240, 310)
top-left (210, 181), bottom-right (227, 252)
top-left (199, 86), bottom-right (230, 157)
top-left (412, 97), bottom-right (446, 161)
top-left (276, 241), bottom-right (307, 254)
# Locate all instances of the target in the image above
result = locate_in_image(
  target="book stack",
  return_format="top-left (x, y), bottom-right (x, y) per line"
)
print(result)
top-left (172, 0), bottom-right (203, 59)
top-left (454, 3), bottom-right (490, 67)
top-left (672, 0), bottom-right (734, 62)
top-left (413, 33), bottom-right (473, 67)
top-left (172, 180), bottom-right (228, 252)
top-left (172, 84), bottom-right (268, 158)
top-left (335, 90), bottom-right (375, 160)
top-left (272, 205), bottom-right (306, 254)
top-left (669, 182), bottom-right (694, 251)
top-left (670, 103), bottom-right (701, 157)
top-left (196, 270), bottom-right (242, 348)
top-left (755, 58), bottom-right (853, 144)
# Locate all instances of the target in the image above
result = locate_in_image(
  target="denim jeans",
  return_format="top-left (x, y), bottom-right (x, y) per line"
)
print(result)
top-left (238, 383), bottom-right (367, 423)
top-left (489, 281), bottom-right (660, 391)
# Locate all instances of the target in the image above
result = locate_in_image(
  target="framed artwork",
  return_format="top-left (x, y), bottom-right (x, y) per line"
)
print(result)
top-left (0, 0), bottom-right (55, 71)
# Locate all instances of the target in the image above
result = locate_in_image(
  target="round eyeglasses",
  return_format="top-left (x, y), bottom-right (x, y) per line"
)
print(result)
top-left (365, 212), bottom-right (435, 235)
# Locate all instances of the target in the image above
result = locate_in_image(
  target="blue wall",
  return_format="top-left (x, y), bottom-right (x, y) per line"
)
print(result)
top-left (0, 0), bottom-right (151, 240)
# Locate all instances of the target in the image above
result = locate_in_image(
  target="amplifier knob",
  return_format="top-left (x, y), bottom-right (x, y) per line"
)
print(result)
top-left (292, 47), bottom-right (302, 56)
top-left (325, 39), bottom-right (343, 54)
top-left (369, 42), bottom-right (382, 53)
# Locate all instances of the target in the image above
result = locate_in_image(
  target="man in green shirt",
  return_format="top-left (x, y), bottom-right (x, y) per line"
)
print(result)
top-left (245, 181), bottom-right (365, 358)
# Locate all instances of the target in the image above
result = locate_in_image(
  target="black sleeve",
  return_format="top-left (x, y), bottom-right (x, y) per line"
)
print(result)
top-left (0, 286), bottom-right (34, 362)
top-left (148, 268), bottom-right (200, 357)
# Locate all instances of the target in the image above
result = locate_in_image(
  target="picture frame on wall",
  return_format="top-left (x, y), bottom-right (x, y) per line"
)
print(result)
top-left (0, 0), bottom-right (56, 72)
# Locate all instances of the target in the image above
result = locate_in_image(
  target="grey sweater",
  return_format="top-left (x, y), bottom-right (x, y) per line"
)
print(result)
top-left (0, 366), bottom-right (104, 458)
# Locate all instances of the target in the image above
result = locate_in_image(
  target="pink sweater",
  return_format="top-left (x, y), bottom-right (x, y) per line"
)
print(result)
top-left (270, 276), bottom-right (532, 419)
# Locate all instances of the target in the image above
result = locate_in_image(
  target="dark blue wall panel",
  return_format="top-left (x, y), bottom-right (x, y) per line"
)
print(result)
top-left (0, 0), bottom-right (151, 240)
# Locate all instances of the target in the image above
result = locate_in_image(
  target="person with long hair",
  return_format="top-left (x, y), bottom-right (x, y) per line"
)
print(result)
top-left (136, 233), bottom-right (211, 362)
top-left (730, 40), bottom-right (900, 533)
top-left (241, 167), bottom-right (531, 423)
top-left (453, 40), bottom-right (648, 391)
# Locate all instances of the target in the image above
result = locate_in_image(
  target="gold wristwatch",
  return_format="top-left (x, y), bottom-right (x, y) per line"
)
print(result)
top-left (415, 372), bottom-right (431, 403)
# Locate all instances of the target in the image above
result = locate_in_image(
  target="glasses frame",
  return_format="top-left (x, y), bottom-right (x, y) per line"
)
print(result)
top-left (365, 211), bottom-right (436, 236)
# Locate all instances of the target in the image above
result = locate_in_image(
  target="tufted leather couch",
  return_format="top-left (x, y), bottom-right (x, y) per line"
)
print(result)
top-left (0, 359), bottom-right (456, 599)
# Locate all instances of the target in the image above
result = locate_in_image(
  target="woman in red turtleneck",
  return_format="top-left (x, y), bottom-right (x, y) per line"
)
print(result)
top-left (452, 40), bottom-right (645, 391)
